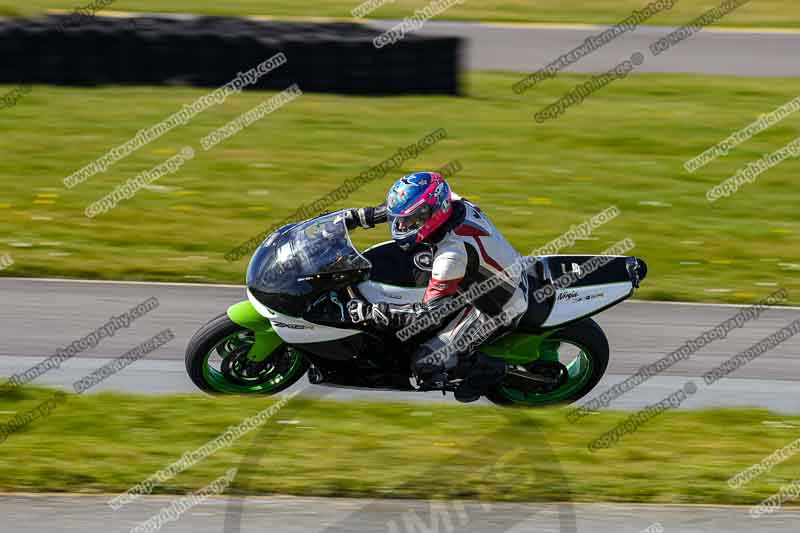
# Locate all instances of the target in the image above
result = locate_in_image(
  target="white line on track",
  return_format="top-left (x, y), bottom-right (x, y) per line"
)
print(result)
top-left (3, 277), bottom-right (800, 310)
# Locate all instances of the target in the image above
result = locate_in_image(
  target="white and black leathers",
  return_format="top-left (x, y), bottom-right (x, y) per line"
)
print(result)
top-left (348, 196), bottom-right (529, 374)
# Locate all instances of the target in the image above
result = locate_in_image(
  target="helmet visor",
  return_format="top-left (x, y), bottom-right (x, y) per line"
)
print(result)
top-left (389, 203), bottom-right (433, 238)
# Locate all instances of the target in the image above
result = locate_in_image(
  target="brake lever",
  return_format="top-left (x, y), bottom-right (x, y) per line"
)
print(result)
top-left (329, 291), bottom-right (346, 321)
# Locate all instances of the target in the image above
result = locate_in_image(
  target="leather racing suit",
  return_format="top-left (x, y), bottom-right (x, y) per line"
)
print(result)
top-left (347, 195), bottom-right (529, 389)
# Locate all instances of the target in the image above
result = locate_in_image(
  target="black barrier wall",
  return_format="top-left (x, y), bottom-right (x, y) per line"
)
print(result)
top-left (0, 15), bottom-right (462, 95)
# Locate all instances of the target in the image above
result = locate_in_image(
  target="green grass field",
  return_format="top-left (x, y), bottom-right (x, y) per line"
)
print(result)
top-left (0, 387), bottom-right (798, 505)
top-left (1, 0), bottom-right (799, 28)
top-left (1, 72), bottom-right (798, 304)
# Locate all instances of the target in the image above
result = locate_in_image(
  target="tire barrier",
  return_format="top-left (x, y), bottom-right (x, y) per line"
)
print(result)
top-left (0, 15), bottom-right (462, 94)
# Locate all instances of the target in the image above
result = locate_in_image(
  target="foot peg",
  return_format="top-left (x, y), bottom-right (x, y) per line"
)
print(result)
top-left (504, 361), bottom-right (568, 394)
top-left (307, 365), bottom-right (325, 384)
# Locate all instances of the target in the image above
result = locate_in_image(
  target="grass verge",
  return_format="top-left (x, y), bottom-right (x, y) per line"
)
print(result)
top-left (0, 74), bottom-right (800, 303)
top-left (0, 387), bottom-right (798, 506)
top-left (2, 1), bottom-right (799, 29)
top-left (0, 72), bottom-right (798, 303)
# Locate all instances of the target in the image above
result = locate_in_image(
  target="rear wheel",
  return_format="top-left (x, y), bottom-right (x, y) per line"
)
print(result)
top-left (486, 318), bottom-right (609, 407)
top-left (186, 313), bottom-right (309, 394)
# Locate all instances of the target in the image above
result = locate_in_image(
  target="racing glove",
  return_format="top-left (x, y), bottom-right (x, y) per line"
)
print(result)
top-left (344, 205), bottom-right (388, 230)
top-left (347, 295), bottom-right (466, 337)
top-left (347, 299), bottom-right (391, 327)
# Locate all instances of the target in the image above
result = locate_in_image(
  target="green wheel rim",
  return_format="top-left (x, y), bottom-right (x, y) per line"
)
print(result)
top-left (497, 339), bottom-right (595, 406)
top-left (201, 330), bottom-right (304, 394)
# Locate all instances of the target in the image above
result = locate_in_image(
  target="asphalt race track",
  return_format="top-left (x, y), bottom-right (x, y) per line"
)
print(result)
top-left (2, 495), bottom-right (798, 533)
top-left (1, 277), bottom-right (798, 412)
top-left (103, 14), bottom-right (800, 78)
top-left (370, 20), bottom-right (800, 77)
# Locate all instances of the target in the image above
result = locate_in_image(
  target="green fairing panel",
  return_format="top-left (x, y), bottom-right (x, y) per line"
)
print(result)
top-left (227, 300), bottom-right (284, 361)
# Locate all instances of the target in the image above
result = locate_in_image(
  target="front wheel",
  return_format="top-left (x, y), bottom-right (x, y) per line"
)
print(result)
top-left (185, 313), bottom-right (309, 394)
top-left (486, 318), bottom-right (609, 407)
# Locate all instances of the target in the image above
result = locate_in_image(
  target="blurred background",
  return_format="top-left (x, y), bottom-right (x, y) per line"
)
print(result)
top-left (0, 1), bottom-right (797, 302)
top-left (0, 2), bottom-right (799, 532)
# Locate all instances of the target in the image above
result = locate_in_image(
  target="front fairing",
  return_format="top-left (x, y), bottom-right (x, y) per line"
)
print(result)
top-left (246, 211), bottom-right (372, 317)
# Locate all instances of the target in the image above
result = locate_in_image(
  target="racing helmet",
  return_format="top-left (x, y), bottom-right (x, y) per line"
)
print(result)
top-left (385, 172), bottom-right (453, 251)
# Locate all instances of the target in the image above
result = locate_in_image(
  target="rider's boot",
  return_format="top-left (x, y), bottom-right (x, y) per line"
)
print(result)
top-left (454, 352), bottom-right (506, 403)
top-left (411, 346), bottom-right (448, 391)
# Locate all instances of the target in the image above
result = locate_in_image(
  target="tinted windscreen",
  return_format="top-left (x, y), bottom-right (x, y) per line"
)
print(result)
top-left (246, 212), bottom-right (371, 315)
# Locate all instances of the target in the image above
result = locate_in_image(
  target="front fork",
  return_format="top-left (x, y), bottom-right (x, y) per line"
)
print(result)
top-left (227, 300), bottom-right (284, 362)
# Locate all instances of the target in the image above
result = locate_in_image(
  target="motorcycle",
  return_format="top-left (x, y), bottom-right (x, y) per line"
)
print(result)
top-left (186, 210), bottom-right (647, 406)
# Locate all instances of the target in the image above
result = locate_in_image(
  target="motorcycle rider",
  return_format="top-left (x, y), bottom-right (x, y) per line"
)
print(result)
top-left (344, 171), bottom-right (529, 403)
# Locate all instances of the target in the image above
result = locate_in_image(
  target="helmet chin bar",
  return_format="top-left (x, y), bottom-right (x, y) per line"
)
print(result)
top-left (390, 215), bottom-right (423, 252)
top-left (395, 234), bottom-right (418, 252)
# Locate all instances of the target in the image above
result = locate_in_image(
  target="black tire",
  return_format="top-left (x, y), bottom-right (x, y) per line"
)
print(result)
top-left (185, 313), bottom-right (309, 395)
top-left (485, 318), bottom-right (610, 407)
